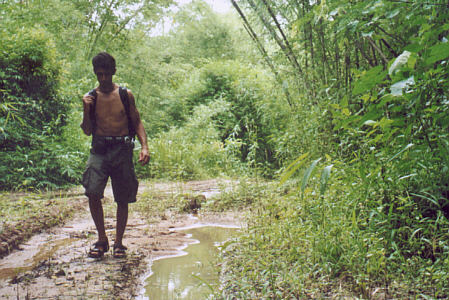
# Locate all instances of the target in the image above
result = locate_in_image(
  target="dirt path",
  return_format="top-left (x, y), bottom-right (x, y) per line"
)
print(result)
top-left (0, 180), bottom-right (243, 299)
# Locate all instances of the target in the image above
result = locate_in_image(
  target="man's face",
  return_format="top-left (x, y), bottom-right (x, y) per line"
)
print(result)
top-left (95, 68), bottom-right (113, 85)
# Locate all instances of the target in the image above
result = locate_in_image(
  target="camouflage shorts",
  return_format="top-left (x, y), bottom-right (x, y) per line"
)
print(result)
top-left (82, 140), bottom-right (138, 204)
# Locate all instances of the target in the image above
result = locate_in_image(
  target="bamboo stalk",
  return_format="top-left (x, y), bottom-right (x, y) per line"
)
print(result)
top-left (366, 36), bottom-right (389, 65)
top-left (231, 0), bottom-right (294, 107)
top-left (246, 0), bottom-right (304, 77)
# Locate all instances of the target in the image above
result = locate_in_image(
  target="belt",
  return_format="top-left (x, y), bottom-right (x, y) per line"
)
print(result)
top-left (97, 136), bottom-right (134, 144)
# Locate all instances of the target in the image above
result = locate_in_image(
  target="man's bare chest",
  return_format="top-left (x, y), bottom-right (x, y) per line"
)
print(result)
top-left (95, 91), bottom-right (126, 120)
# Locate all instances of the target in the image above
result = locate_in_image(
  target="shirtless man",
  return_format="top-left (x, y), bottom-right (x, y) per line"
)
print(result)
top-left (80, 52), bottom-right (150, 258)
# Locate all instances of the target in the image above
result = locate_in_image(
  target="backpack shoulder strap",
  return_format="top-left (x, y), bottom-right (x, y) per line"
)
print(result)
top-left (88, 88), bottom-right (97, 134)
top-left (119, 86), bottom-right (135, 137)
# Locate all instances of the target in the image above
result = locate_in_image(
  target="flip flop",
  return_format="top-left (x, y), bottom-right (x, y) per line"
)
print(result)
top-left (88, 240), bottom-right (109, 258)
top-left (113, 244), bottom-right (127, 258)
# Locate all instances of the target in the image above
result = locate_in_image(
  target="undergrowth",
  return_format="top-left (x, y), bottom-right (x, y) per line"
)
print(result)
top-left (216, 164), bottom-right (449, 298)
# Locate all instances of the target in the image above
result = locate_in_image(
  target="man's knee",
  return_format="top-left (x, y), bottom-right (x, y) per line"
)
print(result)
top-left (88, 195), bottom-right (103, 205)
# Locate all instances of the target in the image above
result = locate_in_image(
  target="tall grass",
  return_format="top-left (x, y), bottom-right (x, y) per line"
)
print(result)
top-left (217, 156), bottom-right (449, 298)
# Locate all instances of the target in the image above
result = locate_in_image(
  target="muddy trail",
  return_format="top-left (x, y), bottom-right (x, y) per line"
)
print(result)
top-left (0, 179), bottom-right (243, 299)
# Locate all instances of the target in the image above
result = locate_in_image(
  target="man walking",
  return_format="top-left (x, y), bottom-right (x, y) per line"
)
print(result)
top-left (80, 52), bottom-right (150, 258)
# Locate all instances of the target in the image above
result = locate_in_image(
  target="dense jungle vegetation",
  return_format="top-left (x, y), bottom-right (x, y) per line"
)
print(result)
top-left (1, 0), bottom-right (449, 297)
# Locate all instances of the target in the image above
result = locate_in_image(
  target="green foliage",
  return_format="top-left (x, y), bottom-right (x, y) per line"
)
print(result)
top-left (0, 136), bottom-right (85, 190)
top-left (0, 0), bottom-right (176, 190)
top-left (0, 27), bottom-right (68, 148)
top-left (168, 0), bottom-right (235, 65)
top-left (218, 0), bottom-right (449, 298)
top-left (2, 0), bottom-right (449, 295)
top-left (204, 178), bottom-right (267, 211)
top-left (136, 98), bottom-right (245, 180)
top-left (165, 61), bottom-right (280, 174)
top-left (219, 164), bottom-right (449, 297)
top-left (0, 25), bottom-right (83, 190)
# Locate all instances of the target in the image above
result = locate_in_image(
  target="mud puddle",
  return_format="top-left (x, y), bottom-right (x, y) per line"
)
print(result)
top-left (138, 225), bottom-right (240, 300)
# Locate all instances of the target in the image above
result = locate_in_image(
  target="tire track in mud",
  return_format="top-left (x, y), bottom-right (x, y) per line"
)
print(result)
top-left (0, 180), bottom-right (241, 299)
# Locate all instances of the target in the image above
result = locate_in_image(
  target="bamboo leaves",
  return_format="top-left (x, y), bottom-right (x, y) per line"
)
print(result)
top-left (280, 154), bottom-right (334, 197)
top-left (301, 158), bottom-right (321, 193)
top-left (279, 153), bottom-right (309, 186)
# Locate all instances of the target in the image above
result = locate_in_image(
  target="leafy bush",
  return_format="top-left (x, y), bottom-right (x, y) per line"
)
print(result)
top-left (219, 158), bottom-right (449, 298)
top-left (0, 27), bottom-right (79, 190)
top-left (0, 27), bottom-right (69, 148)
top-left (164, 60), bottom-right (281, 175)
top-left (0, 133), bottom-right (86, 190)
top-left (136, 98), bottom-right (244, 179)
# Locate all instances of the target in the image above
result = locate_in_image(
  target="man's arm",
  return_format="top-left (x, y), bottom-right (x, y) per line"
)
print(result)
top-left (127, 90), bottom-right (150, 165)
top-left (80, 93), bottom-right (94, 136)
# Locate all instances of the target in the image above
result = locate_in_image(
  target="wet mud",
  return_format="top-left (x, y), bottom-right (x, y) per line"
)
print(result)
top-left (0, 180), bottom-right (242, 299)
top-left (0, 192), bottom-right (85, 259)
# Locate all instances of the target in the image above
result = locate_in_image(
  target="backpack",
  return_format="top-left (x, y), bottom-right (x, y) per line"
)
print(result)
top-left (88, 86), bottom-right (136, 138)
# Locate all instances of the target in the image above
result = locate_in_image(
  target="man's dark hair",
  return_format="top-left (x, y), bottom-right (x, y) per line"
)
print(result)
top-left (92, 52), bottom-right (116, 75)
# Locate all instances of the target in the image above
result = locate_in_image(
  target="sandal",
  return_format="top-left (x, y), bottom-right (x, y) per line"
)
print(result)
top-left (113, 243), bottom-right (127, 258)
top-left (88, 240), bottom-right (109, 258)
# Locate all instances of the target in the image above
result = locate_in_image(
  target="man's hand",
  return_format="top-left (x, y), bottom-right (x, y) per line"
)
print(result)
top-left (138, 148), bottom-right (150, 166)
top-left (81, 93), bottom-right (95, 136)
top-left (83, 94), bottom-right (95, 108)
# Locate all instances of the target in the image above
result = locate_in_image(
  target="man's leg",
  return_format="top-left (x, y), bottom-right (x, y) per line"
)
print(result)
top-left (88, 196), bottom-right (108, 243)
top-left (115, 202), bottom-right (128, 246)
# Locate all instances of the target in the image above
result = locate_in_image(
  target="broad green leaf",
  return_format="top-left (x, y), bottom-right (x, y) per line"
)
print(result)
top-left (404, 43), bottom-right (423, 53)
top-left (390, 76), bottom-right (415, 96)
top-left (352, 66), bottom-right (387, 95)
top-left (424, 42), bottom-right (449, 66)
top-left (364, 120), bottom-right (377, 126)
top-left (340, 95), bottom-right (348, 108)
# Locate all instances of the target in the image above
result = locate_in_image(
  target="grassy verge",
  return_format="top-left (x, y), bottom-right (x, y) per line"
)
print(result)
top-left (214, 171), bottom-right (449, 298)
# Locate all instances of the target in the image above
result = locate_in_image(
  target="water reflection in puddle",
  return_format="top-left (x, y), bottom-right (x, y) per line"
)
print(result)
top-left (139, 226), bottom-right (239, 300)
